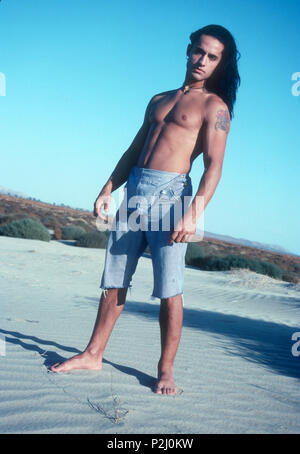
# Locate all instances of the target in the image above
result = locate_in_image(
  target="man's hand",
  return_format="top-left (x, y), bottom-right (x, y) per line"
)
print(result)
top-left (169, 196), bottom-right (204, 244)
top-left (169, 210), bottom-right (197, 244)
top-left (93, 191), bottom-right (111, 222)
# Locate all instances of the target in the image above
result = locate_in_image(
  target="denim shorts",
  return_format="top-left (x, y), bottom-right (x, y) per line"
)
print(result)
top-left (100, 165), bottom-right (193, 301)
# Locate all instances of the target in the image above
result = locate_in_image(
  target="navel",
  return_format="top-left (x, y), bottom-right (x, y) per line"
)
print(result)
top-left (182, 114), bottom-right (187, 121)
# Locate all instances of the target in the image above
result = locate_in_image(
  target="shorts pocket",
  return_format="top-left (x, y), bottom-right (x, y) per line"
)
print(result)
top-left (158, 181), bottom-right (185, 202)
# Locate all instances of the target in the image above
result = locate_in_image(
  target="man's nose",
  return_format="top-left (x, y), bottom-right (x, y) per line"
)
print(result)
top-left (198, 54), bottom-right (207, 66)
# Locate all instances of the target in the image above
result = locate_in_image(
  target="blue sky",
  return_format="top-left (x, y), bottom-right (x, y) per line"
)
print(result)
top-left (0, 0), bottom-right (299, 255)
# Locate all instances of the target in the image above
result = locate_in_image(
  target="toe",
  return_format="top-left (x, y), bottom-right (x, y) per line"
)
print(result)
top-left (51, 363), bottom-right (64, 372)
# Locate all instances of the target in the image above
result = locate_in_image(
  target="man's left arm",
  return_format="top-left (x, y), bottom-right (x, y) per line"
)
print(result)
top-left (169, 99), bottom-right (231, 243)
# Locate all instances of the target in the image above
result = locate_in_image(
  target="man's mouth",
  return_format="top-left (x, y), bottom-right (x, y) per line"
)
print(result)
top-left (193, 68), bottom-right (205, 74)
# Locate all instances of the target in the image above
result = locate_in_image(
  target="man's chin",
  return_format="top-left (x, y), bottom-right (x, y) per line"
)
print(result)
top-left (190, 72), bottom-right (205, 81)
top-left (189, 77), bottom-right (205, 85)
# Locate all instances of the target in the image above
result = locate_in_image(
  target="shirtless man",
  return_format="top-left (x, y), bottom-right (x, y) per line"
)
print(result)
top-left (50, 24), bottom-right (240, 395)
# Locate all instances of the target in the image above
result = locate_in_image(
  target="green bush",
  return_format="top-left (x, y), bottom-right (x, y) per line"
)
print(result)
top-left (0, 217), bottom-right (51, 242)
top-left (185, 242), bottom-right (206, 267)
top-left (0, 214), bottom-right (8, 226)
top-left (61, 225), bottom-right (86, 240)
top-left (76, 230), bottom-right (108, 249)
top-left (190, 253), bottom-right (283, 280)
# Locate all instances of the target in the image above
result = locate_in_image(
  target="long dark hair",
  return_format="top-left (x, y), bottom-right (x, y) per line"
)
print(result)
top-left (189, 24), bottom-right (241, 119)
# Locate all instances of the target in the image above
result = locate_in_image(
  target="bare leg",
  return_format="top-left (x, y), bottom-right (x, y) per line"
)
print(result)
top-left (154, 294), bottom-right (183, 395)
top-left (50, 288), bottom-right (127, 372)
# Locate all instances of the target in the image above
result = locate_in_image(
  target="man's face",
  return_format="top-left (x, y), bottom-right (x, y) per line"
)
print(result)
top-left (186, 34), bottom-right (224, 82)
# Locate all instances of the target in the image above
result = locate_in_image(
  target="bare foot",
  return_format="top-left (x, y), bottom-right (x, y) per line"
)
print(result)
top-left (154, 371), bottom-right (177, 395)
top-left (49, 350), bottom-right (102, 373)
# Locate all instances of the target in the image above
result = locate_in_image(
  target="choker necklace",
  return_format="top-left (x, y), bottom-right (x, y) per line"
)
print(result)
top-left (182, 85), bottom-right (206, 94)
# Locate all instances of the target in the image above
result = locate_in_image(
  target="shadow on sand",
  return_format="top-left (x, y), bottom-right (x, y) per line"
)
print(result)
top-left (84, 295), bottom-right (300, 381)
top-left (0, 327), bottom-right (156, 391)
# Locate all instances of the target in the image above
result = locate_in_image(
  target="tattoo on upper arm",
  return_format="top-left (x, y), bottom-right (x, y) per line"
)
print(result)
top-left (214, 109), bottom-right (230, 132)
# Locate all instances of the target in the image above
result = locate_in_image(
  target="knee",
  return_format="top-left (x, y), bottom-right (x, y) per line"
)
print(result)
top-left (161, 293), bottom-right (183, 305)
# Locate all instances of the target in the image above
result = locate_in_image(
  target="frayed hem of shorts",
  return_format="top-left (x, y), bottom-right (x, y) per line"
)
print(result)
top-left (150, 292), bottom-right (184, 306)
top-left (100, 284), bottom-right (132, 298)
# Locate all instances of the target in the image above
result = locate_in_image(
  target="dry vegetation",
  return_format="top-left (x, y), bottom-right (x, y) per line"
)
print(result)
top-left (0, 194), bottom-right (112, 235)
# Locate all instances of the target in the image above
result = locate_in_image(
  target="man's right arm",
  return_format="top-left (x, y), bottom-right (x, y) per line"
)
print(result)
top-left (93, 96), bottom-right (155, 219)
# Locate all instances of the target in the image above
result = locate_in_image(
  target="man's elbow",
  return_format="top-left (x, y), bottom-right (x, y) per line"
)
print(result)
top-left (204, 162), bottom-right (223, 179)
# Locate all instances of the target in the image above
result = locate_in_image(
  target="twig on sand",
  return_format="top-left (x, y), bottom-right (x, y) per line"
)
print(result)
top-left (37, 352), bottom-right (129, 425)
top-left (87, 396), bottom-right (128, 424)
top-left (87, 371), bottom-right (129, 424)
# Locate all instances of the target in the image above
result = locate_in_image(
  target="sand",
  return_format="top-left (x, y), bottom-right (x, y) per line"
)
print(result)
top-left (0, 236), bottom-right (300, 434)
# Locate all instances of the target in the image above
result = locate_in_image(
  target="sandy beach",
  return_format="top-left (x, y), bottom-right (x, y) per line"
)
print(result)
top-left (1, 235), bottom-right (300, 434)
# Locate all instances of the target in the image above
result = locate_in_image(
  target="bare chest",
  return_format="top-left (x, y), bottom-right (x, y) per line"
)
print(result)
top-left (149, 92), bottom-right (205, 131)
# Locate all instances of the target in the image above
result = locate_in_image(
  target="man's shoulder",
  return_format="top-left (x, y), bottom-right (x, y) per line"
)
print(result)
top-left (205, 92), bottom-right (227, 110)
top-left (150, 88), bottom-right (178, 103)
top-left (203, 93), bottom-right (231, 133)
top-left (204, 93), bottom-right (230, 124)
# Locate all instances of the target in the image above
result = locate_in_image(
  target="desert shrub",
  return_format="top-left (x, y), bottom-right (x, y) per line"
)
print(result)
top-left (185, 242), bottom-right (206, 266)
top-left (61, 225), bottom-right (86, 240)
top-left (0, 214), bottom-right (8, 226)
top-left (0, 217), bottom-right (51, 242)
top-left (291, 263), bottom-right (300, 272)
top-left (0, 214), bottom-right (36, 226)
top-left (282, 273), bottom-right (299, 284)
top-left (76, 231), bottom-right (107, 249)
top-left (196, 254), bottom-right (283, 279)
